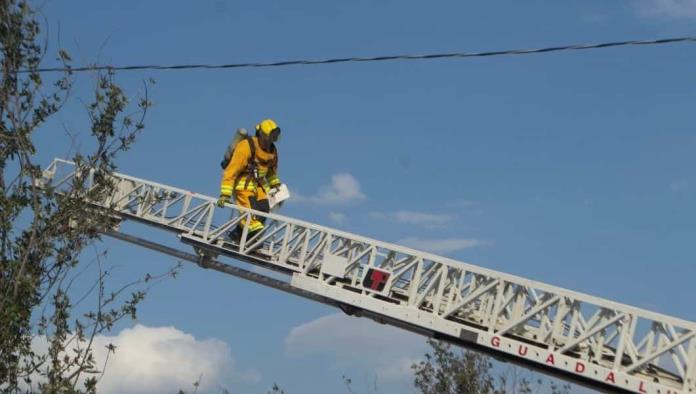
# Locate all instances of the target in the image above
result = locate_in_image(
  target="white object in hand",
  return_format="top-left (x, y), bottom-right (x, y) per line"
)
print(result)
top-left (268, 184), bottom-right (290, 208)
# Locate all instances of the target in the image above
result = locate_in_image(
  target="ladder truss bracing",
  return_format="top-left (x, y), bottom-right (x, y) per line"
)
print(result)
top-left (42, 159), bottom-right (696, 394)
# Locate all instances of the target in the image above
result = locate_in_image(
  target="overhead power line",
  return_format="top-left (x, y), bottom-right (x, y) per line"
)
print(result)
top-left (26, 36), bottom-right (696, 74)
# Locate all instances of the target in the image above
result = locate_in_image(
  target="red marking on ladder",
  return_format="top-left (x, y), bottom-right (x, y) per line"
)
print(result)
top-left (370, 271), bottom-right (386, 289)
top-left (363, 269), bottom-right (390, 292)
top-left (575, 362), bottom-right (585, 373)
top-left (545, 354), bottom-right (555, 365)
top-left (517, 345), bottom-right (528, 356)
top-left (605, 372), bottom-right (615, 383)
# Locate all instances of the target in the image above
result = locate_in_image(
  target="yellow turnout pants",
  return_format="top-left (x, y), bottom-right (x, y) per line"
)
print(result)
top-left (235, 187), bottom-right (269, 232)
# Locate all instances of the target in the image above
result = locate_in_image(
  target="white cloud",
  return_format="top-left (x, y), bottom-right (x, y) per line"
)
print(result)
top-left (398, 237), bottom-right (492, 255)
top-left (285, 314), bottom-right (427, 381)
top-left (329, 212), bottom-right (347, 225)
top-left (638, 0), bottom-right (696, 18)
top-left (297, 173), bottom-right (366, 205)
top-left (369, 210), bottom-right (453, 228)
top-left (28, 325), bottom-right (259, 394)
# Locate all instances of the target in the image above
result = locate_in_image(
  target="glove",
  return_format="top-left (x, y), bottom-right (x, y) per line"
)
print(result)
top-left (217, 195), bottom-right (230, 208)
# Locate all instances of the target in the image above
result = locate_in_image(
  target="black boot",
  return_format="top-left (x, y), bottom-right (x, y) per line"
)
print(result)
top-left (226, 226), bottom-right (243, 243)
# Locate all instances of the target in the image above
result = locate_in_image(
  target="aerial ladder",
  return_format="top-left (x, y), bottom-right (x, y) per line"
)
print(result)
top-left (41, 158), bottom-right (695, 394)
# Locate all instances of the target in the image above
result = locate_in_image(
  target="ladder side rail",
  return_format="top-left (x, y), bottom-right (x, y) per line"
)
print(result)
top-left (89, 164), bottom-right (695, 331)
top-left (44, 159), bottom-right (696, 394)
top-left (83, 165), bottom-right (696, 376)
top-left (687, 338), bottom-right (696, 392)
top-left (51, 159), bottom-right (684, 327)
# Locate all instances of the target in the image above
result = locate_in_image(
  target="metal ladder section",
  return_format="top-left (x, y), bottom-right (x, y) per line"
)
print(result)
top-left (42, 159), bottom-right (696, 394)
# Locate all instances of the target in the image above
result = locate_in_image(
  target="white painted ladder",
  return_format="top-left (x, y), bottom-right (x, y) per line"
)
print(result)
top-left (41, 158), bottom-right (696, 394)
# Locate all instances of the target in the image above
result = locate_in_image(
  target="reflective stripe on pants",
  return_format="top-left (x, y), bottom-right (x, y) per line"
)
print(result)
top-left (235, 188), bottom-right (269, 232)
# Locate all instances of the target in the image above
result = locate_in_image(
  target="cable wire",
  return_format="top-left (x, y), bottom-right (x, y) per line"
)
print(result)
top-left (25, 36), bottom-right (696, 74)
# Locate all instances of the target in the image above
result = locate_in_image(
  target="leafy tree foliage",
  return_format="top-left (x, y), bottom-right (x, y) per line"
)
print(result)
top-left (412, 340), bottom-right (572, 394)
top-left (0, 1), bottom-right (175, 392)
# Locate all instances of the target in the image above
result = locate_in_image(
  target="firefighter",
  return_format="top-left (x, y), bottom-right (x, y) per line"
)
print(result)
top-left (217, 119), bottom-right (282, 237)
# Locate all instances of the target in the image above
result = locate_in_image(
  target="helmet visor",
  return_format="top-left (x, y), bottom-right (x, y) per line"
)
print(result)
top-left (268, 127), bottom-right (281, 142)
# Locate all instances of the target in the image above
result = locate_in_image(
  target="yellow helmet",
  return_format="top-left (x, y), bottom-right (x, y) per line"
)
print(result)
top-left (256, 119), bottom-right (280, 135)
top-left (255, 119), bottom-right (281, 142)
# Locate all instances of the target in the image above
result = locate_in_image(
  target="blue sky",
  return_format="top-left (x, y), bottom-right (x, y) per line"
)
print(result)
top-left (31, 1), bottom-right (696, 393)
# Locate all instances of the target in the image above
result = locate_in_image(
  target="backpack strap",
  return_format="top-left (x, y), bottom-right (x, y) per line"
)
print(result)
top-left (254, 142), bottom-right (277, 167)
top-left (246, 136), bottom-right (256, 164)
top-left (233, 137), bottom-right (260, 192)
top-left (271, 143), bottom-right (277, 169)
top-left (243, 136), bottom-right (258, 190)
